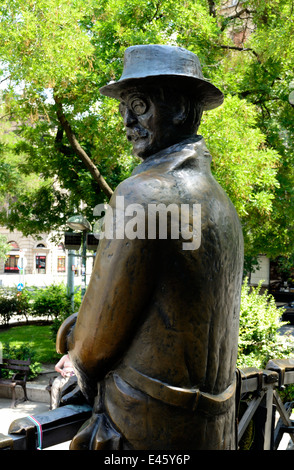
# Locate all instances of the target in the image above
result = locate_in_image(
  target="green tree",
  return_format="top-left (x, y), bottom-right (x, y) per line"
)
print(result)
top-left (0, 233), bottom-right (10, 263)
top-left (0, 0), bottom-right (292, 263)
top-left (210, 0), bottom-right (294, 261)
top-left (199, 95), bottom-right (281, 259)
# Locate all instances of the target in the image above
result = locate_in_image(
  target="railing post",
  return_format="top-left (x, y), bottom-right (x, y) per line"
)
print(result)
top-left (238, 367), bottom-right (279, 450)
top-left (263, 382), bottom-right (275, 449)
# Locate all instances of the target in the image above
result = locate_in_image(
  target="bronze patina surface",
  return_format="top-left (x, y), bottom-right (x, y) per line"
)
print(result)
top-left (56, 45), bottom-right (244, 450)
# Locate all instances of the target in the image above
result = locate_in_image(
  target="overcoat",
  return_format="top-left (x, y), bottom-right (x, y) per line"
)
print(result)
top-left (60, 136), bottom-right (244, 450)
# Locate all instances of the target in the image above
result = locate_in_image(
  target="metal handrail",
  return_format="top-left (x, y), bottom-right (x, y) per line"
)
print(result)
top-left (1, 359), bottom-right (294, 450)
top-left (238, 359), bottom-right (294, 450)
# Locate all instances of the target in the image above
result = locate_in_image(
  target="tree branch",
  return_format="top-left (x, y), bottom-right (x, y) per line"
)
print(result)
top-left (0, 75), bottom-right (11, 85)
top-left (219, 5), bottom-right (256, 32)
top-left (224, 7), bottom-right (255, 22)
top-left (218, 44), bottom-right (261, 63)
top-left (54, 94), bottom-right (113, 199)
top-left (54, 127), bottom-right (74, 157)
top-left (0, 113), bottom-right (13, 120)
top-left (207, 0), bottom-right (216, 18)
top-left (141, 1), bottom-right (164, 31)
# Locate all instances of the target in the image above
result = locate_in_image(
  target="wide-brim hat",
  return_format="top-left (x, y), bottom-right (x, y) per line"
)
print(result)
top-left (99, 45), bottom-right (224, 110)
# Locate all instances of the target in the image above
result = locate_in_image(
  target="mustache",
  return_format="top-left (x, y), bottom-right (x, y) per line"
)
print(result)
top-left (126, 127), bottom-right (149, 142)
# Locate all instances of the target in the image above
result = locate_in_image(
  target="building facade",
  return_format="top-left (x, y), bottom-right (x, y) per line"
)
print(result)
top-left (0, 227), bottom-right (95, 287)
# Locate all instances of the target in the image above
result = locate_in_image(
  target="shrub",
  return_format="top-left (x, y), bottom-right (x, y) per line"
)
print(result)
top-left (237, 279), bottom-right (294, 369)
top-left (237, 280), bottom-right (294, 448)
top-left (15, 287), bottom-right (33, 322)
top-left (0, 289), bottom-right (18, 325)
top-left (0, 342), bottom-right (41, 379)
top-left (31, 283), bottom-right (73, 320)
top-left (0, 285), bottom-right (36, 324)
top-left (50, 287), bottom-right (81, 341)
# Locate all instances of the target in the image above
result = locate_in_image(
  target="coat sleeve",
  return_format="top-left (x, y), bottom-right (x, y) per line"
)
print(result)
top-left (66, 185), bottom-right (157, 389)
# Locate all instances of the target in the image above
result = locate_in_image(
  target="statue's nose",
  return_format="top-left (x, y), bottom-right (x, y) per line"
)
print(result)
top-left (124, 108), bottom-right (137, 127)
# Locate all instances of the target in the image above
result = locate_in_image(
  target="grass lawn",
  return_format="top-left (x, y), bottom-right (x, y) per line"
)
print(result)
top-left (0, 324), bottom-right (60, 364)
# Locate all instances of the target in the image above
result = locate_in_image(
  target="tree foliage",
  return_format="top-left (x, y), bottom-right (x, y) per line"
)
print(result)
top-left (237, 279), bottom-right (294, 369)
top-left (0, 233), bottom-right (10, 262)
top-left (0, 0), bottom-right (292, 263)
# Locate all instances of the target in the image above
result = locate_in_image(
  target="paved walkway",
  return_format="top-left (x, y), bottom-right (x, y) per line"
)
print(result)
top-left (0, 365), bottom-right (72, 450)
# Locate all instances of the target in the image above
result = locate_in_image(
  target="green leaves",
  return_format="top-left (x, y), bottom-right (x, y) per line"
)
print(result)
top-left (0, 0), bottom-right (94, 89)
top-left (200, 95), bottom-right (280, 218)
top-left (0, 0), bottom-right (292, 260)
top-left (237, 279), bottom-right (294, 369)
top-left (0, 234), bottom-right (10, 262)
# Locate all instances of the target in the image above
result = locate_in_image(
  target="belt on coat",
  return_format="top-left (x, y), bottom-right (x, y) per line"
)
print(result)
top-left (115, 365), bottom-right (236, 415)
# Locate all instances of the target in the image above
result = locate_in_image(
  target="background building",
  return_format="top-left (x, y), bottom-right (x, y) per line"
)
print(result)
top-left (0, 227), bottom-right (95, 287)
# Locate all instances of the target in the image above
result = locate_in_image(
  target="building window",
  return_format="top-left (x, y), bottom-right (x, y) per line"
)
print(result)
top-left (5, 255), bottom-right (19, 273)
top-left (4, 241), bottom-right (20, 273)
top-left (57, 256), bottom-right (66, 272)
top-left (36, 255), bottom-right (46, 274)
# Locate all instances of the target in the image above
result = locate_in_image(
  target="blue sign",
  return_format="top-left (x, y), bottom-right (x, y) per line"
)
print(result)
top-left (17, 283), bottom-right (24, 291)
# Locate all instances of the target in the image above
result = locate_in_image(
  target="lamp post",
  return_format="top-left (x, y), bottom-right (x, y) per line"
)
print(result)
top-left (67, 215), bottom-right (92, 300)
top-left (67, 250), bottom-right (75, 311)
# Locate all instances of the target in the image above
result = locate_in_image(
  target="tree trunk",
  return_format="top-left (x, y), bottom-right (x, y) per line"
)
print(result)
top-left (54, 94), bottom-right (113, 199)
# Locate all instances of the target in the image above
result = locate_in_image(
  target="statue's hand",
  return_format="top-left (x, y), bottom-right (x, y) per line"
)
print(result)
top-left (56, 312), bottom-right (78, 354)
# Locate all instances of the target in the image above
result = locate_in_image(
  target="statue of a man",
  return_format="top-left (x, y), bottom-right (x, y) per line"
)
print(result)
top-left (57, 45), bottom-right (244, 450)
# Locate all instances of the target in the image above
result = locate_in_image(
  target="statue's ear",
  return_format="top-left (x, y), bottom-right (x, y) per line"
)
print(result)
top-left (172, 98), bottom-right (190, 126)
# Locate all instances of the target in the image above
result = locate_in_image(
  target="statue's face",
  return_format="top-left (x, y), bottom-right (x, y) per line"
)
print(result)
top-left (119, 87), bottom-right (186, 159)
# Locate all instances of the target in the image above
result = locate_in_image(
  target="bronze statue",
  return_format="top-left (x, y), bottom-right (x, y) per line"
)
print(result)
top-left (56, 45), bottom-right (244, 450)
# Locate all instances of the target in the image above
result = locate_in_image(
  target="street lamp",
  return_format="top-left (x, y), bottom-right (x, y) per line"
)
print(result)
top-left (67, 215), bottom-right (92, 300)
top-left (66, 215), bottom-right (92, 232)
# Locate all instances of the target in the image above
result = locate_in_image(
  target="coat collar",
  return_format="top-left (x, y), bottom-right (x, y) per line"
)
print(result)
top-left (131, 135), bottom-right (212, 176)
